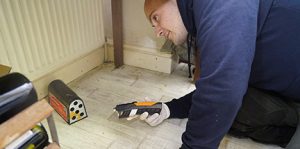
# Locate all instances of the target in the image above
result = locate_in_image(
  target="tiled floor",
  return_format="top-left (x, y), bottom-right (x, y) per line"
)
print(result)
top-left (44, 63), bottom-right (282, 149)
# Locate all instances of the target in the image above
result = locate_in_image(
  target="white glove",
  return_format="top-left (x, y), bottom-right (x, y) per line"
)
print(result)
top-left (139, 102), bottom-right (170, 126)
top-left (126, 97), bottom-right (170, 126)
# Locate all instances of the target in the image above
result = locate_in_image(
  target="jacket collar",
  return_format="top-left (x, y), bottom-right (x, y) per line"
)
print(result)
top-left (177, 0), bottom-right (196, 37)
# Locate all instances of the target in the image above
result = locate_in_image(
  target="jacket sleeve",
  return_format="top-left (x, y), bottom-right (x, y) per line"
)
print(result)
top-left (181, 0), bottom-right (259, 148)
top-left (166, 90), bottom-right (195, 118)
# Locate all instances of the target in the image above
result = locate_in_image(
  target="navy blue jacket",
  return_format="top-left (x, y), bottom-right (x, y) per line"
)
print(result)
top-left (166, 0), bottom-right (300, 148)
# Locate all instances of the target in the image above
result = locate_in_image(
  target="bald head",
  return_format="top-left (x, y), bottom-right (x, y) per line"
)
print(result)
top-left (143, 0), bottom-right (188, 45)
top-left (144, 0), bottom-right (168, 20)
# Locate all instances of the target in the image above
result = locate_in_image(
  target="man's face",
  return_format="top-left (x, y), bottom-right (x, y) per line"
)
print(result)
top-left (146, 1), bottom-right (188, 45)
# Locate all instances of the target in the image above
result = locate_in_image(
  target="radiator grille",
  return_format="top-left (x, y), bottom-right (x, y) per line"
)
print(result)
top-left (0, 0), bottom-right (105, 79)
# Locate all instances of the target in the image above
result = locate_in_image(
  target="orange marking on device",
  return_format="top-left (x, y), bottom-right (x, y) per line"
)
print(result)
top-left (134, 102), bottom-right (156, 106)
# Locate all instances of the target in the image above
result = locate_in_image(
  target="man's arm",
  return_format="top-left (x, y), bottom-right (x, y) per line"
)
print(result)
top-left (165, 47), bottom-right (200, 118)
top-left (166, 90), bottom-right (195, 118)
top-left (181, 0), bottom-right (259, 148)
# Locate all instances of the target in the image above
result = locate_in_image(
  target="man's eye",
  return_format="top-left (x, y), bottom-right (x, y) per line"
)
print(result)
top-left (153, 15), bottom-right (159, 22)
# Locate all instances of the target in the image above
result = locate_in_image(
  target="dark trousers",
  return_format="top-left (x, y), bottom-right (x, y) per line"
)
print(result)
top-left (229, 87), bottom-right (298, 148)
top-left (286, 102), bottom-right (300, 149)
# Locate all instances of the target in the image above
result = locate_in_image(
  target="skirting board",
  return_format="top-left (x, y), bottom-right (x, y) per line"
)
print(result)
top-left (33, 47), bottom-right (105, 99)
top-left (106, 43), bottom-right (178, 74)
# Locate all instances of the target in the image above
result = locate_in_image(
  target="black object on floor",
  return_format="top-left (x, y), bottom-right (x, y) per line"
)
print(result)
top-left (48, 79), bottom-right (88, 125)
top-left (0, 73), bottom-right (37, 124)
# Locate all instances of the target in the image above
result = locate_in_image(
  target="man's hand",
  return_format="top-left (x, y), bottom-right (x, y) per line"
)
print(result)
top-left (127, 97), bottom-right (170, 126)
top-left (139, 103), bottom-right (170, 126)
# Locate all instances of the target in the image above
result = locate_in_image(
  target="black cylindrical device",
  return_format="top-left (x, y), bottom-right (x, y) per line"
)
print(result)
top-left (48, 80), bottom-right (87, 124)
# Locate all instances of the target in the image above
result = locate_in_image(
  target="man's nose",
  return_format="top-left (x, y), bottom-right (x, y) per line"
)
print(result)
top-left (154, 26), bottom-right (164, 37)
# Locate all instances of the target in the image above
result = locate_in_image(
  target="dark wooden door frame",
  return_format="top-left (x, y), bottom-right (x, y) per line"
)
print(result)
top-left (111, 0), bottom-right (123, 68)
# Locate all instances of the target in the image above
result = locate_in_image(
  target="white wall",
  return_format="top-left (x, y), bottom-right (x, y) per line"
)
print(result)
top-left (102, 0), bottom-right (165, 52)
top-left (102, 0), bottom-right (177, 73)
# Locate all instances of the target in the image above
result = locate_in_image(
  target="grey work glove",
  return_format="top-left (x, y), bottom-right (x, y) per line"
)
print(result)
top-left (127, 97), bottom-right (170, 126)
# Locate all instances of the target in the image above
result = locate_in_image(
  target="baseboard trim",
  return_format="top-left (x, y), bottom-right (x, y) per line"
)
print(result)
top-left (33, 48), bottom-right (105, 99)
top-left (106, 43), bottom-right (178, 74)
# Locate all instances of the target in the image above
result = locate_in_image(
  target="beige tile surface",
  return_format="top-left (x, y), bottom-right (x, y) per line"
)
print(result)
top-left (44, 63), bottom-right (282, 149)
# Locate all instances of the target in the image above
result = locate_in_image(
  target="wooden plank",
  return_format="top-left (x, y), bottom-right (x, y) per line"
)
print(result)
top-left (0, 100), bottom-right (53, 148)
top-left (0, 64), bottom-right (11, 77)
top-left (111, 0), bottom-right (124, 67)
top-left (47, 143), bottom-right (60, 149)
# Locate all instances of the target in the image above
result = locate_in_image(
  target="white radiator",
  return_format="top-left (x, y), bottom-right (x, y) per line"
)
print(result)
top-left (0, 0), bottom-right (105, 80)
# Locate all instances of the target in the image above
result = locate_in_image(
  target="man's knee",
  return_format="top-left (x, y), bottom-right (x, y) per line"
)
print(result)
top-left (236, 87), bottom-right (297, 127)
